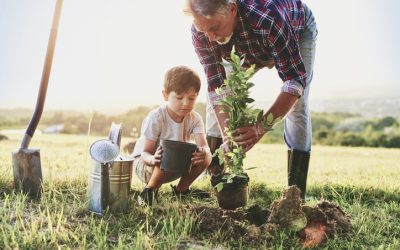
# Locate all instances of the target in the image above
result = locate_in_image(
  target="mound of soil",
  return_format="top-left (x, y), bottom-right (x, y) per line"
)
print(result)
top-left (0, 134), bottom-right (8, 141)
top-left (187, 186), bottom-right (352, 248)
top-left (299, 201), bottom-right (352, 248)
top-left (188, 205), bottom-right (247, 239)
top-left (268, 186), bottom-right (307, 231)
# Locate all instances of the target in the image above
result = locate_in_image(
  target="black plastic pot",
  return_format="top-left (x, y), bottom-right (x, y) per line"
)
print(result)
top-left (160, 139), bottom-right (197, 173)
top-left (211, 173), bottom-right (249, 210)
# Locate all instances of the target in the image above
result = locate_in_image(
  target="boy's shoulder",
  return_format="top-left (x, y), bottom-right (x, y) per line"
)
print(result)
top-left (148, 104), bottom-right (166, 115)
top-left (144, 105), bottom-right (166, 122)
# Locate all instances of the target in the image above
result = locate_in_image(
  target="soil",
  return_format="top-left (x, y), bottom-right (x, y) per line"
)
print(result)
top-left (245, 204), bottom-right (269, 226)
top-left (188, 205), bottom-right (247, 239)
top-left (186, 186), bottom-right (352, 248)
top-left (268, 186), bottom-right (307, 231)
top-left (210, 173), bottom-right (250, 189)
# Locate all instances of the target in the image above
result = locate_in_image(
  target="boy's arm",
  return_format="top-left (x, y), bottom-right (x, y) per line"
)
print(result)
top-left (192, 133), bottom-right (212, 168)
top-left (141, 138), bottom-right (162, 166)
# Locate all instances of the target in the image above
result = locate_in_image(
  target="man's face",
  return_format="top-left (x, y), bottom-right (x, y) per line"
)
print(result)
top-left (193, 4), bottom-right (237, 44)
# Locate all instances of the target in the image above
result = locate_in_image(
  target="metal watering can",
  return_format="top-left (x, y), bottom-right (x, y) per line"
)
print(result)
top-left (87, 123), bottom-right (133, 214)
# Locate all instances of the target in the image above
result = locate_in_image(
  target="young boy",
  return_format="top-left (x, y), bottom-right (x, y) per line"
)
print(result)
top-left (132, 66), bottom-right (212, 206)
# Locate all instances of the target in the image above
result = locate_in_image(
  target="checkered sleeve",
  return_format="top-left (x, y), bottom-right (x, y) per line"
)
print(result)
top-left (257, 9), bottom-right (307, 97)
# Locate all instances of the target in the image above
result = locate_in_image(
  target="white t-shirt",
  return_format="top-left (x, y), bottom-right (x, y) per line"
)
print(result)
top-left (132, 104), bottom-right (205, 157)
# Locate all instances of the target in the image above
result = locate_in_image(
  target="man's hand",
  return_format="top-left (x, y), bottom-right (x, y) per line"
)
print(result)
top-left (232, 123), bottom-right (266, 152)
top-left (219, 140), bottom-right (232, 154)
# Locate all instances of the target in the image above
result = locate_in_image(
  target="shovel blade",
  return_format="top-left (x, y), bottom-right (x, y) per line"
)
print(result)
top-left (12, 149), bottom-right (43, 199)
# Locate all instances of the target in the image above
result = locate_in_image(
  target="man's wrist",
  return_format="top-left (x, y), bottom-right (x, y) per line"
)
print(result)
top-left (256, 122), bottom-right (266, 138)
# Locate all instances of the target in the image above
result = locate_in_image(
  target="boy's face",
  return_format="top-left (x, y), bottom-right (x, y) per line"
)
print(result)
top-left (163, 88), bottom-right (198, 121)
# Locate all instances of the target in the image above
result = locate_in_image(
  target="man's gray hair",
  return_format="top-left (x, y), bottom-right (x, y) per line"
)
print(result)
top-left (184, 0), bottom-right (236, 17)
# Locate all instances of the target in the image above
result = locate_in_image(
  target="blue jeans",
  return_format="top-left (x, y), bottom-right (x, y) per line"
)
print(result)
top-left (284, 3), bottom-right (317, 152)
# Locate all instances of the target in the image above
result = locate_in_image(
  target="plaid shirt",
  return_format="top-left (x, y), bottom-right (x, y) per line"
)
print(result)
top-left (192, 0), bottom-right (307, 102)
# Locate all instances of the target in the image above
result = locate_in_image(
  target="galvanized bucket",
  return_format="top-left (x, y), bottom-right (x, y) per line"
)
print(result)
top-left (87, 123), bottom-right (133, 214)
top-left (87, 156), bottom-right (133, 214)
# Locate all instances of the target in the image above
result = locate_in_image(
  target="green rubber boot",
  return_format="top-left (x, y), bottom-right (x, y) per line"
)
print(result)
top-left (288, 149), bottom-right (310, 201)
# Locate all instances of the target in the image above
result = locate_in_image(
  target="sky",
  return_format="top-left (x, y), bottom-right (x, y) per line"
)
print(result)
top-left (1, 0), bottom-right (399, 113)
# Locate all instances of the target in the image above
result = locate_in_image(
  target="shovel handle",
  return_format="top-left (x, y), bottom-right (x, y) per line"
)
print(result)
top-left (21, 0), bottom-right (63, 149)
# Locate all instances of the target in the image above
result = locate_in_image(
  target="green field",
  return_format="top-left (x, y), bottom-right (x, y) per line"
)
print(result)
top-left (1, 134), bottom-right (399, 249)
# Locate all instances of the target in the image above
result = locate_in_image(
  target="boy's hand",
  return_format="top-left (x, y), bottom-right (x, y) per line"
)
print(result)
top-left (191, 147), bottom-right (207, 167)
top-left (152, 145), bottom-right (163, 166)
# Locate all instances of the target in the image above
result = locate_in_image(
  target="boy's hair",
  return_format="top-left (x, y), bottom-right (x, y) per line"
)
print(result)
top-left (164, 66), bottom-right (201, 94)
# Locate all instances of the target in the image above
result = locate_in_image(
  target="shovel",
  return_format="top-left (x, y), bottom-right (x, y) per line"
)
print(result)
top-left (12, 0), bottom-right (64, 199)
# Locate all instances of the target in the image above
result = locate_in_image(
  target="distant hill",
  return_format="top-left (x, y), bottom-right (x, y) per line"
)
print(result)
top-left (1, 96), bottom-right (400, 120)
top-left (255, 96), bottom-right (400, 118)
top-left (0, 108), bottom-right (88, 119)
top-left (310, 97), bottom-right (400, 118)
top-left (0, 108), bottom-right (33, 118)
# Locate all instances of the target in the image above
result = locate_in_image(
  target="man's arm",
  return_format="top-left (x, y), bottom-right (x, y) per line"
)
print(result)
top-left (233, 92), bottom-right (298, 151)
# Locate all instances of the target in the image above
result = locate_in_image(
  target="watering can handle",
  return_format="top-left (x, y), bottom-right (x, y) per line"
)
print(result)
top-left (108, 123), bottom-right (122, 148)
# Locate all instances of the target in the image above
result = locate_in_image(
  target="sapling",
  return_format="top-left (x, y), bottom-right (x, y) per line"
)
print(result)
top-left (214, 47), bottom-right (281, 192)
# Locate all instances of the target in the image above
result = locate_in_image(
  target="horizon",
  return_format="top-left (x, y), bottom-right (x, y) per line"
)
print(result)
top-left (2, 95), bottom-right (400, 119)
top-left (1, 0), bottom-right (400, 114)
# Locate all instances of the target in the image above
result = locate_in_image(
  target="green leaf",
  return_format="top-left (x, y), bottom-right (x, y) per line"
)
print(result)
top-left (247, 82), bottom-right (255, 88)
top-left (229, 75), bottom-right (242, 85)
top-left (220, 62), bottom-right (231, 68)
top-left (244, 67), bottom-right (255, 78)
top-left (274, 116), bottom-right (283, 125)
top-left (219, 100), bottom-right (233, 108)
top-left (240, 57), bottom-right (245, 67)
top-left (244, 167), bottom-right (257, 171)
top-left (266, 113), bottom-right (274, 125)
top-left (231, 51), bottom-right (240, 65)
top-left (245, 98), bottom-right (255, 104)
top-left (215, 183), bottom-right (224, 192)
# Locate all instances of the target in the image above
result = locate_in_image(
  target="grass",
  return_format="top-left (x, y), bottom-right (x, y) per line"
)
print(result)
top-left (0, 133), bottom-right (399, 249)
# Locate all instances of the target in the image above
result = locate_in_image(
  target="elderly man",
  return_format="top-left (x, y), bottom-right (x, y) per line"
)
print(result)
top-left (184, 0), bottom-right (317, 200)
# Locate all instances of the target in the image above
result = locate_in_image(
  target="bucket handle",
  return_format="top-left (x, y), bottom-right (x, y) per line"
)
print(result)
top-left (108, 123), bottom-right (122, 148)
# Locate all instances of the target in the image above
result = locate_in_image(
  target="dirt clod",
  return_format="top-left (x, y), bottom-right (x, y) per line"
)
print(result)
top-left (299, 201), bottom-right (352, 248)
top-left (260, 223), bottom-right (279, 235)
top-left (298, 221), bottom-right (327, 248)
top-left (268, 186), bottom-right (307, 231)
top-left (317, 201), bottom-right (352, 235)
top-left (245, 204), bottom-right (270, 226)
top-left (189, 206), bottom-right (247, 239)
